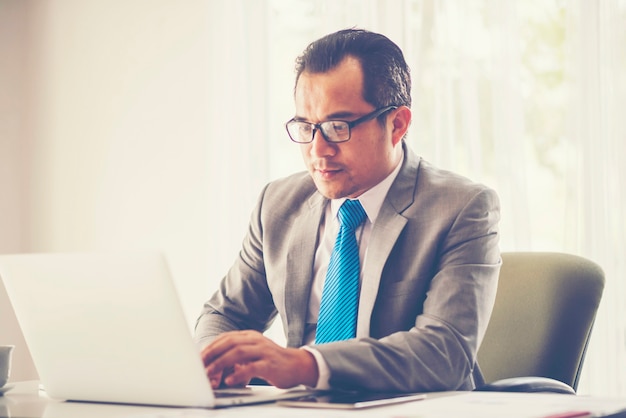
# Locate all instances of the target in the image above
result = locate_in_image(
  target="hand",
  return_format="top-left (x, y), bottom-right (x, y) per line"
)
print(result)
top-left (203, 364), bottom-right (246, 389)
top-left (200, 330), bottom-right (319, 389)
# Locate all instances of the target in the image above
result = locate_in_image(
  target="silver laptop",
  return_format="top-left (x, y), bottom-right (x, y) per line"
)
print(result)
top-left (0, 251), bottom-right (313, 408)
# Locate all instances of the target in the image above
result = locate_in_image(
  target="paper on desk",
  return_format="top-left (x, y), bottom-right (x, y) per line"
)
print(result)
top-left (389, 392), bottom-right (626, 418)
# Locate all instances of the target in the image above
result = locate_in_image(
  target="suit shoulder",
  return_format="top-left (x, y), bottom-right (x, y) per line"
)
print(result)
top-left (261, 171), bottom-right (319, 206)
top-left (411, 160), bottom-right (500, 213)
top-left (417, 159), bottom-right (496, 195)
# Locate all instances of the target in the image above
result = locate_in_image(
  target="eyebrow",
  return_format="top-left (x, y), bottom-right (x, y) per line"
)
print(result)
top-left (293, 111), bottom-right (360, 123)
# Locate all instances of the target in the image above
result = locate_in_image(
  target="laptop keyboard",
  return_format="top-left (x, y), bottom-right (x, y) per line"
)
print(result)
top-left (213, 388), bottom-right (255, 398)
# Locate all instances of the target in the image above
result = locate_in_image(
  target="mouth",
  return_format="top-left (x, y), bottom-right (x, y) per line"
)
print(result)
top-left (314, 166), bottom-right (343, 180)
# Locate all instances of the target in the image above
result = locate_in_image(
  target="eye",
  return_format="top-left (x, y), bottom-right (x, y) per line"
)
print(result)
top-left (330, 122), bottom-right (349, 134)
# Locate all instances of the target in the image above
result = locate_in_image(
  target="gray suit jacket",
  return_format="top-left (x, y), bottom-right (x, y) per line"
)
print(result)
top-left (195, 144), bottom-right (501, 392)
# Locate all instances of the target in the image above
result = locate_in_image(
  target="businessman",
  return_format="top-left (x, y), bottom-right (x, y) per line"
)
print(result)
top-left (195, 28), bottom-right (501, 393)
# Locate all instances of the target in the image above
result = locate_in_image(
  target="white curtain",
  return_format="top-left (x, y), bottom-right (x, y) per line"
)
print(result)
top-left (212, 0), bottom-right (626, 396)
top-left (564, 0), bottom-right (626, 396)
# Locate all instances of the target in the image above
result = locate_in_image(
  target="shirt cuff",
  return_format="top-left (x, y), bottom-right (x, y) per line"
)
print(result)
top-left (300, 346), bottom-right (331, 390)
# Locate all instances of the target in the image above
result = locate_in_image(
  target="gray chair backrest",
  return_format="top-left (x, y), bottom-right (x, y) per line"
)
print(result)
top-left (477, 252), bottom-right (605, 390)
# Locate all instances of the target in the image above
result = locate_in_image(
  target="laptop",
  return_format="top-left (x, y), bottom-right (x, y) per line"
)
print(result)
top-left (0, 251), bottom-right (314, 408)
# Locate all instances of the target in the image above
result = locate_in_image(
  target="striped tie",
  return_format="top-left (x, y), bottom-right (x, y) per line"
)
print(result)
top-left (315, 199), bottom-right (367, 344)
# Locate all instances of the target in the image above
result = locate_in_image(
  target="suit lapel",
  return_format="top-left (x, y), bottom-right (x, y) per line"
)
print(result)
top-left (356, 145), bottom-right (420, 337)
top-left (284, 192), bottom-right (326, 347)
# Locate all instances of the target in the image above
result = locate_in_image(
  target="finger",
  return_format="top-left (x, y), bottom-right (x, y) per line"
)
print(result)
top-left (202, 330), bottom-right (262, 365)
top-left (206, 344), bottom-right (263, 378)
top-left (207, 369), bottom-right (223, 389)
top-left (201, 333), bottom-right (237, 366)
top-left (222, 363), bottom-right (258, 388)
top-left (203, 332), bottom-right (266, 377)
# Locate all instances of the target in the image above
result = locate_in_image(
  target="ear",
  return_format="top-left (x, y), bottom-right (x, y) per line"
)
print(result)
top-left (389, 106), bottom-right (412, 146)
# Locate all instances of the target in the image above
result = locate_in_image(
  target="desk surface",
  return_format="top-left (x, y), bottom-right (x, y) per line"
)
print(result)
top-left (2, 381), bottom-right (626, 418)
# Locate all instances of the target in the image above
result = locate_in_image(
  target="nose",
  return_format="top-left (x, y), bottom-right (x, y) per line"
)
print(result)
top-left (309, 128), bottom-right (336, 158)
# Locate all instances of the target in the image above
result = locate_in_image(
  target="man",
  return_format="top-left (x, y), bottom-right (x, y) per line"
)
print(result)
top-left (195, 28), bottom-right (501, 393)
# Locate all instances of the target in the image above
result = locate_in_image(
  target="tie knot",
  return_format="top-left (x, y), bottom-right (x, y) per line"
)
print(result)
top-left (338, 199), bottom-right (366, 231)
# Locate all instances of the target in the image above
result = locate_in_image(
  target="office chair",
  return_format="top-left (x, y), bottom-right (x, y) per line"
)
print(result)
top-left (475, 252), bottom-right (605, 394)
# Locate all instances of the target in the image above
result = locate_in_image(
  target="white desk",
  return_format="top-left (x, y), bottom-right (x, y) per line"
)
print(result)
top-left (2, 381), bottom-right (626, 418)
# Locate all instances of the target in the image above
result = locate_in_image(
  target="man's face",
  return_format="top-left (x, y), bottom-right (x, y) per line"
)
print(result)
top-left (294, 57), bottom-right (403, 199)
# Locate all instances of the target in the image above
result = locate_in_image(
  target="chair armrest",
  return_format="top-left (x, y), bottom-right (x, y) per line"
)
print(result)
top-left (474, 376), bottom-right (576, 394)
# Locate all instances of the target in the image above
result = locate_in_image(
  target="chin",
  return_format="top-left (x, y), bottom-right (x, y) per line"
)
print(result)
top-left (314, 185), bottom-right (342, 200)
top-left (315, 185), bottom-right (354, 200)
top-left (311, 175), bottom-right (358, 200)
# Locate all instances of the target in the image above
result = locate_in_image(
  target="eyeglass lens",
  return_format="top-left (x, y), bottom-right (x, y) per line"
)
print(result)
top-left (287, 121), bottom-right (350, 143)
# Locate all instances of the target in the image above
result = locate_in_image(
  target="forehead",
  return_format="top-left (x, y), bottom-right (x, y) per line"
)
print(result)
top-left (294, 57), bottom-right (369, 117)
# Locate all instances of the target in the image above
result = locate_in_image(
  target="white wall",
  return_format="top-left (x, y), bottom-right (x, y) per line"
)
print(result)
top-left (2, 0), bottom-right (218, 318)
top-left (0, 0), bottom-right (277, 380)
top-left (0, 0), bottom-right (38, 382)
top-left (0, 1), bottom-right (29, 254)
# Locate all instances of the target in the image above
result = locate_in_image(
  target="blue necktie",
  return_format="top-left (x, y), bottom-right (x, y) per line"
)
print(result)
top-left (315, 199), bottom-right (367, 344)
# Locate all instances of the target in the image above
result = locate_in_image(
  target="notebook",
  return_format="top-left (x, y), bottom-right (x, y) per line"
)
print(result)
top-left (0, 251), bottom-right (313, 408)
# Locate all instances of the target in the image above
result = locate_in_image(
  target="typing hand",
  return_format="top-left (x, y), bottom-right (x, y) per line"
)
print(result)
top-left (200, 330), bottom-right (319, 389)
top-left (205, 365), bottom-right (246, 389)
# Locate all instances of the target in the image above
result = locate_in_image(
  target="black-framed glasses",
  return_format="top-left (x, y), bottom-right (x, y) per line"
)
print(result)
top-left (285, 105), bottom-right (398, 144)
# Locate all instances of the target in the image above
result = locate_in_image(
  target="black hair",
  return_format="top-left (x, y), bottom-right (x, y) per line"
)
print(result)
top-left (294, 28), bottom-right (411, 109)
